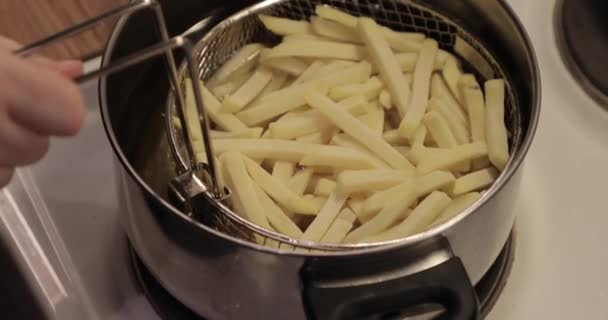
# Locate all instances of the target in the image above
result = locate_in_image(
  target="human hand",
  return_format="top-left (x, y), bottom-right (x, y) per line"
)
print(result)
top-left (0, 36), bottom-right (86, 187)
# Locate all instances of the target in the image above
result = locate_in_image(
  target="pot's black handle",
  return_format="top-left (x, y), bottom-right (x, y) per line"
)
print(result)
top-left (303, 256), bottom-right (478, 320)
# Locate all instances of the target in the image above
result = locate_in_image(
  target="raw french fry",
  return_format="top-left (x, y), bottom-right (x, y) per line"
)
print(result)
top-left (429, 192), bottom-right (481, 228)
top-left (254, 186), bottom-right (303, 238)
top-left (221, 152), bottom-right (270, 230)
top-left (305, 90), bottom-right (414, 172)
top-left (451, 167), bottom-right (497, 196)
top-left (430, 74), bottom-right (468, 121)
top-left (265, 39), bottom-right (367, 61)
top-left (288, 168), bottom-right (314, 195)
top-left (360, 170), bottom-right (455, 218)
top-left (258, 15), bottom-right (313, 36)
top-left (208, 43), bottom-right (264, 87)
top-left (417, 142), bottom-right (488, 175)
top-left (358, 17), bottom-right (411, 118)
top-left (296, 132), bottom-right (325, 144)
top-left (292, 61), bottom-right (325, 85)
top-left (358, 102), bottom-right (385, 135)
top-left (315, 5), bottom-right (358, 28)
top-left (383, 29), bottom-right (424, 52)
top-left (211, 81), bottom-right (237, 98)
top-left (272, 161), bottom-right (296, 183)
top-left (301, 60), bottom-right (357, 83)
top-left (427, 98), bottom-right (469, 145)
top-left (300, 146), bottom-right (381, 169)
top-left (304, 195), bottom-right (329, 213)
top-left (379, 89), bottom-right (392, 110)
top-left (237, 62), bottom-right (371, 126)
top-left (270, 95), bottom-right (367, 139)
top-left (395, 146), bottom-right (410, 157)
top-left (262, 57), bottom-right (309, 75)
top-left (222, 67), bottom-right (274, 113)
top-left (423, 111), bottom-right (458, 148)
top-left (314, 178), bottom-right (337, 197)
top-left (442, 57), bottom-right (465, 104)
top-left (330, 134), bottom-right (391, 169)
top-left (336, 169), bottom-right (412, 194)
top-left (399, 39), bottom-right (439, 138)
top-left (248, 72), bottom-right (289, 107)
top-left (329, 76), bottom-right (383, 101)
top-left (383, 129), bottom-right (408, 145)
top-left (215, 139), bottom-right (334, 162)
top-left (320, 208), bottom-right (357, 243)
top-left (363, 191), bottom-right (451, 242)
top-left (211, 128), bottom-right (263, 139)
top-left (394, 52), bottom-right (450, 73)
top-left (243, 156), bottom-right (318, 214)
top-left (460, 75), bottom-right (486, 144)
top-left (344, 181), bottom-right (416, 243)
top-left (311, 16), bottom-right (360, 43)
top-left (485, 79), bottom-right (509, 171)
top-left (301, 191), bottom-right (350, 242)
top-left (347, 196), bottom-right (365, 219)
top-left (284, 33), bottom-right (335, 43)
top-left (198, 82), bottom-right (248, 132)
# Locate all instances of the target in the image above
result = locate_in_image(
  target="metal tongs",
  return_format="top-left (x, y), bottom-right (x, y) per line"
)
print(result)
top-left (13, 0), bottom-right (227, 208)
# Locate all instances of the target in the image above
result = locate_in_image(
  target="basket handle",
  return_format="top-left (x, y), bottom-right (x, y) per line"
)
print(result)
top-left (302, 238), bottom-right (479, 320)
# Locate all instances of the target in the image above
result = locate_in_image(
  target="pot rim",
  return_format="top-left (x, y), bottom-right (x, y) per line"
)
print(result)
top-left (99, 0), bottom-right (541, 257)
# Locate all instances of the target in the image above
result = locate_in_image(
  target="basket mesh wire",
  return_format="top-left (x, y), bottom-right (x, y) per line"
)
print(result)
top-left (170, 0), bottom-right (520, 251)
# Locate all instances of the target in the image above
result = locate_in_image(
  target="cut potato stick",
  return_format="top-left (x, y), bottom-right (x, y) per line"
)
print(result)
top-left (485, 79), bottom-right (509, 171)
top-left (243, 156), bottom-right (318, 215)
top-left (330, 134), bottom-right (391, 169)
top-left (314, 178), bottom-right (337, 197)
top-left (358, 17), bottom-right (411, 118)
top-left (360, 170), bottom-right (455, 218)
top-left (336, 169), bottom-right (412, 194)
top-left (288, 168), bottom-right (314, 195)
top-left (296, 132), bottom-right (324, 144)
top-left (383, 28), bottom-right (424, 52)
top-left (429, 192), bottom-right (481, 228)
top-left (258, 15), bottom-right (313, 36)
top-left (272, 161), bottom-right (296, 183)
top-left (442, 57), bottom-right (465, 104)
top-left (347, 196), bottom-right (365, 219)
top-left (248, 72), bottom-right (289, 107)
top-left (363, 191), bottom-right (451, 242)
top-left (451, 167), bottom-right (497, 196)
top-left (222, 67), bottom-right (274, 113)
top-left (460, 75), bottom-right (486, 144)
top-left (315, 5), bottom-right (358, 28)
top-left (306, 90), bottom-right (414, 172)
top-left (211, 81), bottom-right (238, 99)
top-left (379, 89), bottom-right (392, 110)
top-left (427, 98), bottom-right (469, 145)
top-left (199, 82), bottom-right (248, 132)
top-left (221, 152), bottom-right (270, 230)
top-left (304, 195), bottom-right (329, 213)
top-left (399, 39), bottom-right (439, 138)
top-left (237, 62), bottom-right (371, 126)
top-left (430, 74), bottom-right (468, 121)
top-left (270, 95), bottom-right (367, 139)
top-left (383, 129), bottom-right (408, 146)
top-left (311, 16), bottom-right (360, 43)
top-left (292, 60), bottom-right (325, 85)
top-left (395, 52), bottom-right (449, 73)
top-left (254, 186), bottom-right (303, 238)
top-left (344, 181), bottom-right (416, 243)
top-left (211, 128), bottom-right (263, 139)
top-left (300, 147), bottom-right (381, 170)
top-left (301, 60), bottom-right (357, 83)
top-left (417, 142), bottom-right (488, 175)
top-left (423, 111), bottom-right (458, 148)
top-left (320, 208), bottom-right (357, 243)
top-left (329, 76), bottom-right (383, 101)
top-left (301, 191), bottom-right (350, 242)
top-left (208, 43), bottom-right (264, 87)
top-left (357, 103), bottom-right (385, 135)
top-left (265, 39), bottom-right (367, 61)
top-left (262, 57), bottom-right (309, 76)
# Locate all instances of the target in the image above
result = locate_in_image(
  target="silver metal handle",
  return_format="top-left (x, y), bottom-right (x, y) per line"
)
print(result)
top-left (11, 0), bottom-right (224, 200)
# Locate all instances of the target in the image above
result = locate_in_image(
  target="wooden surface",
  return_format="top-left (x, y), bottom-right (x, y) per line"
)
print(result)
top-left (0, 0), bottom-right (126, 59)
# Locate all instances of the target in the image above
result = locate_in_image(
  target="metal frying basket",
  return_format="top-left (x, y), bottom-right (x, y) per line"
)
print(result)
top-left (165, 0), bottom-right (521, 251)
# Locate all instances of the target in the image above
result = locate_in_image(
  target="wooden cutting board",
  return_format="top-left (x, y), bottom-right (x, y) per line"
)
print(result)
top-left (0, 0), bottom-right (126, 60)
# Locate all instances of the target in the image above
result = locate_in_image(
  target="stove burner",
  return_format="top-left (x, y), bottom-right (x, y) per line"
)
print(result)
top-left (555, 0), bottom-right (608, 107)
top-left (130, 232), bottom-right (515, 320)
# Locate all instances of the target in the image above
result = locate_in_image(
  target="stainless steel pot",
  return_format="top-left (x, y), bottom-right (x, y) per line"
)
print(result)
top-left (99, 0), bottom-right (540, 319)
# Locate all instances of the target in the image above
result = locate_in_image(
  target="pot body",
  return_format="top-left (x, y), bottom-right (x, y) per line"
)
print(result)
top-left (100, 0), bottom-right (539, 319)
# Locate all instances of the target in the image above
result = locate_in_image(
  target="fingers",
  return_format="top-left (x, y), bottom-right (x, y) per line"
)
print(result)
top-left (0, 167), bottom-right (15, 188)
top-left (0, 37), bottom-right (20, 51)
top-left (0, 50), bottom-right (86, 136)
top-left (30, 57), bottom-right (83, 79)
top-left (0, 112), bottom-right (50, 166)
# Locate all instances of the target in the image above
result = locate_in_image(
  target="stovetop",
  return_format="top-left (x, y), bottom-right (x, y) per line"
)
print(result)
top-left (1, 0), bottom-right (608, 319)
